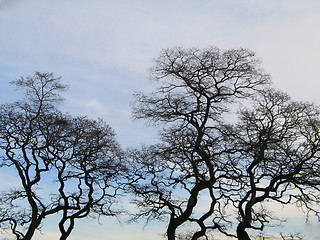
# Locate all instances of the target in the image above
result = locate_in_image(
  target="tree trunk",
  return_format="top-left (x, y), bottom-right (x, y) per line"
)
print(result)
top-left (60, 233), bottom-right (71, 240)
top-left (23, 231), bottom-right (36, 240)
top-left (23, 228), bottom-right (37, 240)
top-left (22, 219), bottom-right (41, 240)
top-left (59, 218), bottom-right (74, 240)
top-left (167, 224), bottom-right (176, 240)
top-left (236, 223), bottom-right (251, 240)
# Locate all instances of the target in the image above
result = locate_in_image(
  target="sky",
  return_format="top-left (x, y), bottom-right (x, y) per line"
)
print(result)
top-left (0, 0), bottom-right (320, 239)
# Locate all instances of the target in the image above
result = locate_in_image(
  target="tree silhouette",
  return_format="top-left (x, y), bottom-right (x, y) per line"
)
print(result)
top-left (0, 72), bottom-right (123, 240)
top-left (128, 47), bottom-right (269, 239)
top-left (128, 47), bottom-right (320, 240)
top-left (223, 89), bottom-right (320, 240)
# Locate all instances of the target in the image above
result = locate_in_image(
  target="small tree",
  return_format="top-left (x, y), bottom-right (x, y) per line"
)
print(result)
top-left (0, 72), bottom-right (123, 240)
top-left (223, 89), bottom-right (320, 240)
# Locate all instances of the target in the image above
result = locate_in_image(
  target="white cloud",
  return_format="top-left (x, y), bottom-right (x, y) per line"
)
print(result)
top-left (83, 99), bottom-right (108, 118)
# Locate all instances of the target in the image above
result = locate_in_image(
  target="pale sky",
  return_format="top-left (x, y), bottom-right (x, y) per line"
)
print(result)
top-left (1, 0), bottom-right (320, 239)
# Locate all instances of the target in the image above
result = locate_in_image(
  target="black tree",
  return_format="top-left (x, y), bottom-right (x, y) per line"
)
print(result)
top-left (128, 47), bottom-right (271, 240)
top-left (223, 89), bottom-right (320, 240)
top-left (128, 47), bottom-right (320, 240)
top-left (0, 72), bottom-right (123, 240)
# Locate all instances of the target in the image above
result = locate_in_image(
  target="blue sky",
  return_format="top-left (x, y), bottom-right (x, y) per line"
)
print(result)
top-left (1, 0), bottom-right (320, 239)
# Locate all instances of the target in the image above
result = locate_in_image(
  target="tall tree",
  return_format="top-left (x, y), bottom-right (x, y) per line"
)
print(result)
top-left (128, 47), bottom-right (271, 240)
top-left (0, 72), bottom-right (123, 240)
top-left (128, 47), bottom-right (320, 239)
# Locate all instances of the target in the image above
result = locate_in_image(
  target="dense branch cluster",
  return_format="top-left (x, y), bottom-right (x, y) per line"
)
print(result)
top-left (128, 47), bottom-right (320, 240)
top-left (0, 72), bottom-right (123, 240)
top-left (1, 47), bottom-right (320, 240)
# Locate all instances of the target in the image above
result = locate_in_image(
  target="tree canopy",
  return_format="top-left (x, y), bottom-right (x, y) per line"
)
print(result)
top-left (1, 47), bottom-right (320, 240)
top-left (128, 47), bottom-right (320, 240)
top-left (0, 72), bottom-right (124, 240)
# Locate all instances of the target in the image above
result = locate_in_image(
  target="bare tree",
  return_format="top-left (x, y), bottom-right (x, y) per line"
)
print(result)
top-left (0, 72), bottom-right (123, 240)
top-left (128, 47), bottom-right (320, 239)
top-left (128, 47), bottom-right (271, 240)
top-left (222, 89), bottom-right (320, 240)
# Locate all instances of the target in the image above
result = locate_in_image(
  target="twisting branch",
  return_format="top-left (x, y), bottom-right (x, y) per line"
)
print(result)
top-left (0, 72), bottom-right (124, 240)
